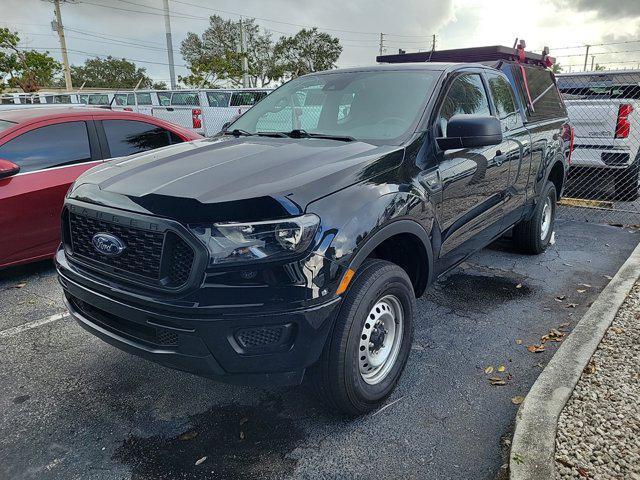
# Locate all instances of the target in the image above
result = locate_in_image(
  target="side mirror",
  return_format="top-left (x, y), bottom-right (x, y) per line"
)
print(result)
top-left (0, 159), bottom-right (20, 180)
top-left (436, 115), bottom-right (502, 151)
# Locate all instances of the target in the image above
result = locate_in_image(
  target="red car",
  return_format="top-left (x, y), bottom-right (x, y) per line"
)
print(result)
top-left (0, 107), bottom-right (202, 269)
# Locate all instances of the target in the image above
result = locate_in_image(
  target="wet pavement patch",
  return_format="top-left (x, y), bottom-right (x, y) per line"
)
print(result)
top-left (113, 403), bottom-right (305, 480)
top-left (429, 272), bottom-right (533, 314)
top-left (12, 394), bottom-right (30, 404)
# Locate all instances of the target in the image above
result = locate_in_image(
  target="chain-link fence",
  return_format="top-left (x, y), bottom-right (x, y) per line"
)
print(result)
top-left (556, 71), bottom-right (640, 227)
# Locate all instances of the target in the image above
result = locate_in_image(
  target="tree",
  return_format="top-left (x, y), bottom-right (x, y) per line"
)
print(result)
top-left (68, 56), bottom-right (152, 89)
top-left (180, 15), bottom-right (279, 88)
top-left (274, 28), bottom-right (342, 78)
top-left (551, 63), bottom-right (563, 74)
top-left (152, 80), bottom-right (168, 90)
top-left (594, 63), bottom-right (606, 71)
top-left (0, 28), bottom-right (61, 92)
top-left (180, 16), bottom-right (342, 87)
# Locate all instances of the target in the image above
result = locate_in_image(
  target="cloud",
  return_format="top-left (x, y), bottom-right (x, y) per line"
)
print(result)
top-left (551, 0), bottom-right (640, 19)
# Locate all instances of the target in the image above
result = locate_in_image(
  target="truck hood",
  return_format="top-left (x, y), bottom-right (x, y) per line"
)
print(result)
top-left (71, 136), bottom-right (404, 222)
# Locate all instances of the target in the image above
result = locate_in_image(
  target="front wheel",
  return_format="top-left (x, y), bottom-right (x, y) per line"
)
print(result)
top-left (309, 259), bottom-right (415, 416)
top-left (512, 182), bottom-right (557, 254)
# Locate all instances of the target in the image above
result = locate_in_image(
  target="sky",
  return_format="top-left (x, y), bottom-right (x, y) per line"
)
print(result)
top-left (2, 0), bottom-right (640, 86)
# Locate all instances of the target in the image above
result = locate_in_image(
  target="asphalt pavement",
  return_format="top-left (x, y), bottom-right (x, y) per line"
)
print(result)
top-left (1, 218), bottom-right (638, 480)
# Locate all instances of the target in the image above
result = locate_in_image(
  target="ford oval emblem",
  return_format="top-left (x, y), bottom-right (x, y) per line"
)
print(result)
top-left (92, 232), bottom-right (126, 256)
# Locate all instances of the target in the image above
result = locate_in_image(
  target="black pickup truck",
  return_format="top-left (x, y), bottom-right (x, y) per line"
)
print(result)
top-left (56, 45), bottom-right (572, 415)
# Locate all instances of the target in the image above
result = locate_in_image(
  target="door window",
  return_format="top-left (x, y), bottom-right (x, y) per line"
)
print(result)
top-left (0, 122), bottom-right (91, 173)
top-left (438, 74), bottom-right (491, 136)
top-left (206, 91), bottom-right (231, 107)
top-left (171, 92), bottom-right (200, 106)
top-left (230, 91), bottom-right (266, 107)
top-left (486, 73), bottom-right (522, 130)
top-left (136, 92), bottom-right (153, 105)
top-left (102, 120), bottom-right (182, 157)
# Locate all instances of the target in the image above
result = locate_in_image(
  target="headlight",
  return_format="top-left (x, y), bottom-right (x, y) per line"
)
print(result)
top-left (189, 214), bottom-right (320, 266)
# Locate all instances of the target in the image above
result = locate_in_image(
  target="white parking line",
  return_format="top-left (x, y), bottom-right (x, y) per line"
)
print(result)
top-left (0, 312), bottom-right (70, 338)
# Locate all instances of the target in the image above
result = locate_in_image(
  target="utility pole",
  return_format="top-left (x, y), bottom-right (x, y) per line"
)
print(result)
top-left (52, 0), bottom-right (72, 91)
top-left (379, 33), bottom-right (385, 57)
top-left (591, 55), bottom-right (595, 71)
top-left (239, 18), bottom-right (249, 87)
top-left (431, 34), bottom-right (436, 52)
top-left (162, 0), bottom-right (176, 89)
top-left (583, 44), bottom-right (590, 72)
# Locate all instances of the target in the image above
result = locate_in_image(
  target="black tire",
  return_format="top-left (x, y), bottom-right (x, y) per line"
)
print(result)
top-left (309, 259), bottom-right (415, 416)
top-left (613, 161), bottom-right (639, 201)
top-left (512, 182), bottom-right (557, 255)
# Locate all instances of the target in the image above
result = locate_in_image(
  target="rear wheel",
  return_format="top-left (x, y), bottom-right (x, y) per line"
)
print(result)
top-left (309, 259), bottom-right (415, 416)
top-left (613, 160), bottom-right (639, 201)
top-left (512, 182), bottom-right (557, 254)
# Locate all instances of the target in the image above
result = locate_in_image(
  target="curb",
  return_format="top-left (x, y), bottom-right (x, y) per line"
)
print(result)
top-left (509, 240), bottom-right (640, 480)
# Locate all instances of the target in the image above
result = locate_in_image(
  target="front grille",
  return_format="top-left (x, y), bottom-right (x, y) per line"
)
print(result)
top-left (69, 212), bottom-right (164, 280)
top-left (67, 210), bottom-right (195, 289)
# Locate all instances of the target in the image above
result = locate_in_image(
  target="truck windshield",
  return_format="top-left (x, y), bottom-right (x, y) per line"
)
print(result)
top-left (229, 70), bottom-right (439, 142)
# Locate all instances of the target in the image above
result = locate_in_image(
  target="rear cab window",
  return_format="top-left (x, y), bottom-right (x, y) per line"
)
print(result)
top-left (101, 120), bottom-right (183, 157)
top-left (0, 121), bottom-right (92, 173)
top-left (88, 94), bottom-right (109, 106)
top-left (171, 92), bottom-right (200, 106)
top-left (136, 93), bottom-right (153, 105)
top-left (510, 65), bottom-right (566, 121)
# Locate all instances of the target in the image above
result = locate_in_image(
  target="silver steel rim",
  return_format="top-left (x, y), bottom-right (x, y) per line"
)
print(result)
top-left (540, 196), bottom-right (553, 241)
top-left (358, 294), bottom-right (404, 385)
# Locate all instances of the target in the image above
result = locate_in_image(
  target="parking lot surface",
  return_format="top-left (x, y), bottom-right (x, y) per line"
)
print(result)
top-left (1, 218), bottom-right (638, 480)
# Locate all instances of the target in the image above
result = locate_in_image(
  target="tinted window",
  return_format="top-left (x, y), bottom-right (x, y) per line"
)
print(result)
top-left (53, 95), bottom-right (72, 104)
top-left (171, 92), bottom-right (199, 106)
top-left (486, 74), bottom-right (517, 119)
top-left (439, 74), bottom-right (491, 136)
top-left (0, 122), bottom-right (91, 173)
top-left (88, 94), bottom-right (109, 105)
top-left (102, 120), bottom-right (182, 157)
top-left (206, 91), bottom-right (231, 107)
top-left (515, 66), bottom-right (565, 120)
top-left (114, 94), bottom-right (128, 106)
top-left (136, 92), bottom-right (153, 105)
top-left (157, 92), bottom-right (171, 106)
top-left (230, 91), bottom-right (266, 107)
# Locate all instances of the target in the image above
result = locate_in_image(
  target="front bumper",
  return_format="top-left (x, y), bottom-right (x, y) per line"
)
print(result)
top-left (57, 249), bottom-right (341, 386)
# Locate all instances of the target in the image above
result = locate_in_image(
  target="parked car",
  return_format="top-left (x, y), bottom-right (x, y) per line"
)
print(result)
top-left (56, 45), bottom-right (571, 415)
top-left (557, 71), bottom-right (640, 200)
top-left (0, 107), bottom-right (202, 269)
top-left (150, 88), bottom-right (271, 136)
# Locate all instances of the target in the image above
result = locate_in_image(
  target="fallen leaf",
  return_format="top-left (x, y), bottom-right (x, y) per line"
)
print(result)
top-left (579, 283), bottom-right (592, 288)
top-left (195, 456), bottom-right (207, 466)
top-left (178, 431), bottom-right (198, 441)
top-left (497, 365), bottom-right (506, 373)
top-left (489, 377), bottom-right (506, 386)
top-left (511, 395), bottom-right (525, 405)
top-left (559, 322), bottom-right (570, 329)
top-left (515, 339), bottom-right (523, 345)
top-left (611, 327), bottom-right (624, 334)
top-left (484, 366), bottom-right (494, 374)
top-left (584, 360), bottom-right (596, 374)
top-left (577, 289), bottom-right (586, 293)
top-left (555, 295), bottom-right (566, 301)
top-left (512, 453), bottom-right (524, 465)
top-left (566, 303), bottom-right (578, 308)
top-left (603, 275), bottom-right (613, 280)
top-left (13, 282), bottom-right (27, 289)
top-left (556, 457), bottom-right (573, 468)
top-left (515, 283), bottom-right (523, 289)
top-left (527, 344), bottom-right (545, 353)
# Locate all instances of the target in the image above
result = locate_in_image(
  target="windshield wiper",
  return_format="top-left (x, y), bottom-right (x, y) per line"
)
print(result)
top-left (224, 128), bottom-right (254, 137)
top-left (256, 131), bottom-right (289, 138)
top-left (286, 129), bottom-right (355, 142)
